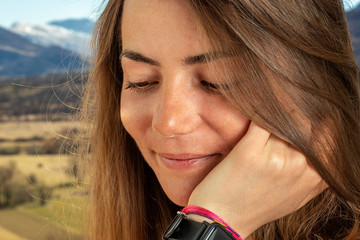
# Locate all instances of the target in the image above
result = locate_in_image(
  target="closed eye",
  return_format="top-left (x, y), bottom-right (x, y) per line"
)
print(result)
top-left (125, 81), bottom-right (158, 91)
top-left (200, 80), bottom-right (221, 93)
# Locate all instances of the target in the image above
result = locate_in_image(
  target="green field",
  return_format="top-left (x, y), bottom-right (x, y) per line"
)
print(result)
top-left (0, 225), bottom-right (26, 240)
top-left (0, 120), bottom-right (86, 240)
top-left (0, 208), bottom-right (81, 240)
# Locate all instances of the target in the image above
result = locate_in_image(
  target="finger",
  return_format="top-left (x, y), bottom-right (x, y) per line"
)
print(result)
top-left (287, 145), bottom-right (326, 184)
top-left (262, 134), bottom-right (289, 171)
top-left (296, 180), bottom-right (328, 210)
top-left (241, 121), bottom-right (271, 150)
top-left (293, 159), bottom-right (327, 209)
top-left (265, 133), bottom-right (289, 147)
top-left (264, 134), bottom-right (289, 154)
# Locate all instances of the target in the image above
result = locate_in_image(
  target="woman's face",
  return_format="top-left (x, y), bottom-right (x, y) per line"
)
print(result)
top-left (121, 0), bottom-right (250, 206)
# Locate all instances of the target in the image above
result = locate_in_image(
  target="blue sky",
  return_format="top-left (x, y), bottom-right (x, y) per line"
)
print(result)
top-left (0, 0), bottom-right (359, 28)
top-left (344, 0), bottom-right (360, 9)
top-left (0, 0), bottom-right (106, 27)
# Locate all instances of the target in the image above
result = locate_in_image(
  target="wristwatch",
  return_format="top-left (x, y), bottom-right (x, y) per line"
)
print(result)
top-left (163, 211), bottom-right (236, 240)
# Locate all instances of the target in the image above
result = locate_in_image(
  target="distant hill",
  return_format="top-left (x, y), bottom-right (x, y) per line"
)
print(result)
top-left (9, 22), bottom-right (91, 56)
top-left (346, 4), bottom-right (360, 65)
top-left (48, 18), bottom-right (94, 34)
top-left (0, 72), bottom-right (83, 120)
top-left (0, 27), bottom-right (84, 77)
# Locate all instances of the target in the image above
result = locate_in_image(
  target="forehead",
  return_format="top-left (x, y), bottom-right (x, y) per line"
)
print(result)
top-left (121, 0), bottom-right (212, 61)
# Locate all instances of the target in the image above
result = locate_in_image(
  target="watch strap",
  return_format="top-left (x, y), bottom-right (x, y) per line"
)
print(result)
top-left (163, 212), bottom-right (236, 240)
top-left (200, 222), bottom-right (237, 240)
top-left (163, 212), bottom-right (209, 239)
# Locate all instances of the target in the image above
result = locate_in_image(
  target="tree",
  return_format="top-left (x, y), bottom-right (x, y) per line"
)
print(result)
top-left (0, 161), bottom-right (16, 207)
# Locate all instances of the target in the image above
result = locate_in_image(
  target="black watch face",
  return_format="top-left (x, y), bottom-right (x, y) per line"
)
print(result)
top-left (201, 223), bottom-right (235, 240)
top-left (163, 213), bottom-right (185, 238)
top-left (163, 213), bottom-right (236, 240)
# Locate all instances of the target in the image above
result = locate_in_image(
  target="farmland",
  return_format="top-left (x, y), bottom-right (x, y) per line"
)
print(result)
top-left (0, 73), bottom-right (86, 239)
top-left (0, 120), bottom-right (86, 240)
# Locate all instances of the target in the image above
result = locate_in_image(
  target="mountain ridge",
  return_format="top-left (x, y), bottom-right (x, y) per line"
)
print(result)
top-left (9, 22), bottom-right (91, 55)
top-left (48, 18), bottom-right (94, 34)
top-left (0, 26), bottom-right (84, 77)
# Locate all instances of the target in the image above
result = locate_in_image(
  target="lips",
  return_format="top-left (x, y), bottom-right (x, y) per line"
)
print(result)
top-left (158, 153), bottom-right (220, 170)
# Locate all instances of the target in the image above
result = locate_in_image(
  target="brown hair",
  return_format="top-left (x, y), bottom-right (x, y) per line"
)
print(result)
top-left (82, 0), bottom-right (360, 239)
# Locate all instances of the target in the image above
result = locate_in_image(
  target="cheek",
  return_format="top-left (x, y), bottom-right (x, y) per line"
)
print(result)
top-left (120, 92), bottom-right (152, 140)
top-left (120, 97), bottom-right (135, 137)
top-left (203, 98), bottom-right (251, 152)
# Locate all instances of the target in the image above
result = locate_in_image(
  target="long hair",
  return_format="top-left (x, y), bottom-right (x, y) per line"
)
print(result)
top-left (82, 0), bottom-right (360, 239)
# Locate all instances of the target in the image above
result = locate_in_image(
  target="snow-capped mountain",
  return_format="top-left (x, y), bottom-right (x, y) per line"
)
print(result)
top-left (49, 18), bottom-right (94, 34)
top-left (0, 26), bottom-right (84, 77)
top-left (0, 18), bottom-right (92, 77)
top-left (9, 22), bottom-right (91, 55)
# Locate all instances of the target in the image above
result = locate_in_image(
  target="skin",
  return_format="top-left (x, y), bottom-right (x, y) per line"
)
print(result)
top-left (121, 0), bottom-right (250, 206)
top-left (121, 0), bottom-right (327, 238)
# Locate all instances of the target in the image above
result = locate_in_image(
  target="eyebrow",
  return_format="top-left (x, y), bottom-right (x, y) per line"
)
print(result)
top-left (120, 49), bottom-right (230, 67)
top-left (120, 50), bottom-right (160, 66)
top-left (183, 51), bottom-right (230, 65)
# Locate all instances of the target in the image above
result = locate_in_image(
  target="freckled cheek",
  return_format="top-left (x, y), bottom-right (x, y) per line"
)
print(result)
top-left (120, 94), bottom-right (153, 142)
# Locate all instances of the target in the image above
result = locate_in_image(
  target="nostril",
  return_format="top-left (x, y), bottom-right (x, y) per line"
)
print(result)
top-left (151, 83), bottom-right (201, 137)
top-left (152, 107), bottom-right (201, 137)
top-left (152, 117), bottom-right (180, 137)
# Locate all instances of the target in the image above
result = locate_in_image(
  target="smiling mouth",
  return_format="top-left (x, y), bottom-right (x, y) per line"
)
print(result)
top-left (158, 153), bottom-right (220, 170)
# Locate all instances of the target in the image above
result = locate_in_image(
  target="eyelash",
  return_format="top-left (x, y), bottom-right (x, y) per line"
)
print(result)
top-left (200, 80), bottom-right (220, 93)
top-left (125, 81), bottom-right (158, 91)
top-left (124, 80), bottom-right (221, 93)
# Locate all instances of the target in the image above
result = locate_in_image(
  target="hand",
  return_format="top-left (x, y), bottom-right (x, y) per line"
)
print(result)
top-left (188, 122), bottom-right (327, 239)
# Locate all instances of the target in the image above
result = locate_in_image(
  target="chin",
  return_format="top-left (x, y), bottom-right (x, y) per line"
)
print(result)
top-left (158, 174), bottom-right (204, 207)
top-left (167, 191), bottom-right (191, 207)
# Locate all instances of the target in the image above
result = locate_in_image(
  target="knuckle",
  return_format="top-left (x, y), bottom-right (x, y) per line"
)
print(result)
top-left (292, 154), bottom-right (307, 170)
top-left (267, 150), bottom-right (286, 173)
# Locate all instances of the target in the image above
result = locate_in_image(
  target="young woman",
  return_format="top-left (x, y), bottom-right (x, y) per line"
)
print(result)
top-left (81, 0), bottom-right (360, 239)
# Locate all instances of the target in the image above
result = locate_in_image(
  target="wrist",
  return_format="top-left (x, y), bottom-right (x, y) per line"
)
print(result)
top-left (187, 213), bottom-right (214, 224)
top-left (186, 202), bottom-right (255, 239)
top-left (163, 211), bottom-right (239, 240)
top-left (182, 206), bottom-right (243, 240)
top-left (208, 208), bottom-right (255, 239)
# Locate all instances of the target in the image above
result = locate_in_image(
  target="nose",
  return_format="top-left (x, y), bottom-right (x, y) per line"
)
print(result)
top-left (152, 82), bottom-right (201, 137)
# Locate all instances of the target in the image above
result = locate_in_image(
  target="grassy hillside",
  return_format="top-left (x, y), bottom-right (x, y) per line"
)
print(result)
top-left (0, 72), bottom-right (84, 121)
top-left (0, 70), bottom-right (86, 240)
top-left (0, 121), bottom-right (86, 240)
